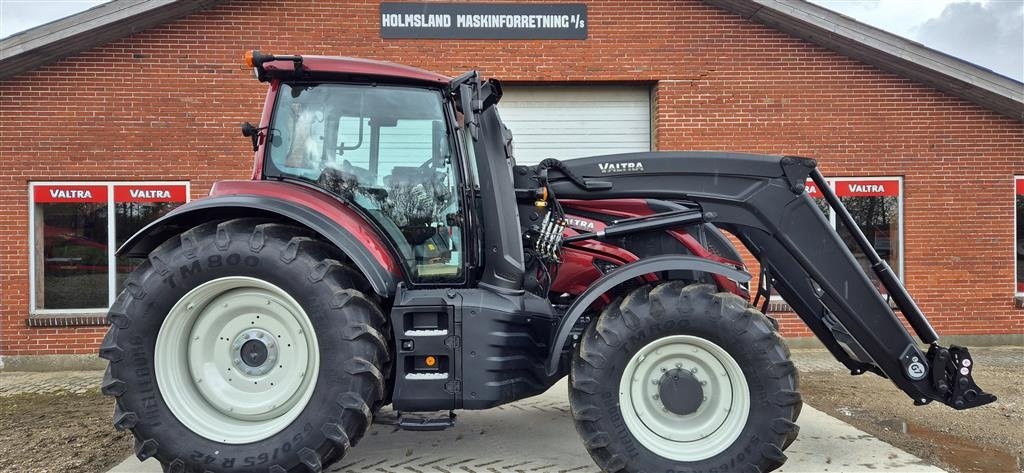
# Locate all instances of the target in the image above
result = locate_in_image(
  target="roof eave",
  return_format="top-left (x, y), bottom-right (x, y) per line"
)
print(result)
top-left (0, 0), bottom-right (224, 81)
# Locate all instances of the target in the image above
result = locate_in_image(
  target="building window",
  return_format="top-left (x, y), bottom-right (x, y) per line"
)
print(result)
top-left (30, 182), bottom-right (188, 313)
top-left (771, 177), bottom-right (903, 300)
top-left (1016, 177), bottom-right (1023, 297)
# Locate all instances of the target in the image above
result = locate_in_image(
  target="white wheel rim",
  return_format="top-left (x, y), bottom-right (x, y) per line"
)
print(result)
top-left (155, 276), bottom-right (320, 444)
top-left (618, 335), bottom-right (750, 461)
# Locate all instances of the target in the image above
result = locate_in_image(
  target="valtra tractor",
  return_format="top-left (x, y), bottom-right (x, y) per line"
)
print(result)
top-left (100, 51), bottom-right (995, 473)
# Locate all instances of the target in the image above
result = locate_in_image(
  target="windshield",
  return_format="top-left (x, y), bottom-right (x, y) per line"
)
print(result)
top-left (264, 83), bottom-right (464, 283)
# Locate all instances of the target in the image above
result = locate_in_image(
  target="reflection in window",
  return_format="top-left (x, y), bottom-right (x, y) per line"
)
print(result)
top-left (838, 193), bottom-right (900, 292)
top-left (37, 203), bottom-right (109, 309)
top-left (115, 202), bottom-right (179, 291)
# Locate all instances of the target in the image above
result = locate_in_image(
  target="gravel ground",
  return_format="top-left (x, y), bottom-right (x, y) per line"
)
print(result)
top-left (795, 346), bottom-right (1023, 473)
top-left (0, 390), bottom-right (131, 473)
top-left (0, 347), bottom-right (1019, 473)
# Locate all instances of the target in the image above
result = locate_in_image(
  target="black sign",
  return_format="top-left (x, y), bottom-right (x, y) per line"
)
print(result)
top-left (380, 3), bottom-right (587, 40)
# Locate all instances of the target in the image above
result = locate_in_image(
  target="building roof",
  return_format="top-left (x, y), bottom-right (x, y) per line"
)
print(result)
top-left (1, 0), bottom-right (1021, 120)
top-left (0, 0), bottom-right (222, 79)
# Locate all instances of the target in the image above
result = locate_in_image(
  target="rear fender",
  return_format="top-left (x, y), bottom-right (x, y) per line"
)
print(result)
top-left (545, 255), bottom-right (752, 375)
top-left (118, 181), bottom-right (400, 297)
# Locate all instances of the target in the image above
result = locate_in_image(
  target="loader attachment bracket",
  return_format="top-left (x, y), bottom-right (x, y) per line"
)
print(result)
top-left (926, 344), bottom-right (996, 410)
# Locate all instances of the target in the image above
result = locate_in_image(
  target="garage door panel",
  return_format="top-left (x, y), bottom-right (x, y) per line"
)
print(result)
top-left (499, 85), bottom-right (651, 164)
top-left (503, 125), bottom-right (650, 135)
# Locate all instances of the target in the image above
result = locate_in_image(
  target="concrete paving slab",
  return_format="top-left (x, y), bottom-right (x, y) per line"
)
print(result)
top-left (109, 380), bottom-right (945, 473)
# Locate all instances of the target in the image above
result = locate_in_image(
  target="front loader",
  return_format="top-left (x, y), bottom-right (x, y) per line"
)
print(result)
top-left (100, 52), bottom-right (994, 473)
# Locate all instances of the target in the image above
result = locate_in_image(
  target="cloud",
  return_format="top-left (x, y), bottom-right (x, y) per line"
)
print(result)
top-left (810, 0), bottom-right (959, 39)
top-left (915, 1), bottom-right (1023, 80)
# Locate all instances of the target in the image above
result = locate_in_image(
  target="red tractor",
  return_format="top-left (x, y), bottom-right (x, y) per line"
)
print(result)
top-left (101, 52), bottom-right (994, 473)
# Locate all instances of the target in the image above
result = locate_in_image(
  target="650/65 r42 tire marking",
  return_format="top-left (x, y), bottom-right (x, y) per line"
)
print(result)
top-left (100, 218), bottom-right (390, 473)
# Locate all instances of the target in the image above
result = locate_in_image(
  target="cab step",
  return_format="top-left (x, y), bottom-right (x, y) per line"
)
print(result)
top-left (397, 411), bottom-right (456, 431)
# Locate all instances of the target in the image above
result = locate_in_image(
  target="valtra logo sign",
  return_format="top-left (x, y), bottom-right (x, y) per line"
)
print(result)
top-left (803, 179), bottom-right (898, 198)
top-left (598, 162), bottom-right (644, 174)
top-left (114, 184), bottom-right (187, 203)
top-left (33, 185), bottom-right (107, 203)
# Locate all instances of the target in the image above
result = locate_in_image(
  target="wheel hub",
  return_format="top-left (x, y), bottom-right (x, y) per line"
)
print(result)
top-left (618, 334), bottom-right (750, 461)
top-left (232, 328), bottom-right (278, 376)
top-left (154, 277), bottom-right (320, 444)
top-left (658, 368), bottom-right (703, 415)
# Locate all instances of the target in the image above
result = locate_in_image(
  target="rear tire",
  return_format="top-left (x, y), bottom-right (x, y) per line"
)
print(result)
top-left (568, 282), bottom-right (801, 473)
top-left (100, 219), bottom-right (389, 473)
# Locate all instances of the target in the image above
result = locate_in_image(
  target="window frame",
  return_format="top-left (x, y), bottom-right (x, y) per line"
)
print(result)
top-left (28, 181), bottom-right (190, 315)
top-left (771, 175), bottom-right (904, 301)
top-left (1016, 176), bottom-right (1023, 298)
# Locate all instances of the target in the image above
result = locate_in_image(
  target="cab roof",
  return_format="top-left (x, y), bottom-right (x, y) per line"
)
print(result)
top-left (261, 55), bottom-right (450, 86)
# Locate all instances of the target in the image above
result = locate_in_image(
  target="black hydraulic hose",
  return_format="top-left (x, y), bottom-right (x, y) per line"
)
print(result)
top-left (810, 169), bottom-right (939, 343)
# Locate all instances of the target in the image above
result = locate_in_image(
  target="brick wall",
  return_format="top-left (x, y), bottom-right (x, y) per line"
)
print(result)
top-left (1, 0), bottom-right (1022, 355)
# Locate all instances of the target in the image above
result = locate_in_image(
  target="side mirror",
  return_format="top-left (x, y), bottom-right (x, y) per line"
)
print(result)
top-left (241, 121), bottom-right (265, 152)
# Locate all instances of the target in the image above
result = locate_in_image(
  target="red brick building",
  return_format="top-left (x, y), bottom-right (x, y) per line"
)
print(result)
top-left (1, 0), bottom-right (1022, 368)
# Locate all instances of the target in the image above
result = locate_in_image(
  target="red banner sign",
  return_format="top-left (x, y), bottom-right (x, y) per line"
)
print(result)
top-left (805, 179), bottom-right (821, 198)
top-left (1016, 178), bottom-right (1023, 196)
top-left (34, 185), bottom-right (108, 203)
top-left (833, 179), bottom-right (899, 197)
top-left (114, 184), bottom-right (188, 203)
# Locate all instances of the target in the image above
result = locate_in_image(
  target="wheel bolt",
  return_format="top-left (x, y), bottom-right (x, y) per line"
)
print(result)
top-left (652, 379), bottom-right (659, 385)
top-left (675, 363), bottom-right (682, 369)
top-left (690, 367), bottom-right (698, 374)
top-left (653, 394), bottom-right (660, 400)
top-left (702, 396), bottom-right (708, 402)
top-left (701, 380), bottom-right (707, 386)
top-left (661, 367), bottom-right (667, 373)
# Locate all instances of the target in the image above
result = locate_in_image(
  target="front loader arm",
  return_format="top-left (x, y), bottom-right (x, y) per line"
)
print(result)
top-left (543, 151), bottom-right (994, 410)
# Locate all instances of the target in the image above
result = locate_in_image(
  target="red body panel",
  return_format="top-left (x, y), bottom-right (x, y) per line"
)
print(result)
top-left (262, 56), bottom-right (450, 85)
top-left (209, 180), bottom-right (401, 276)
top-left (556, 199), bottom-right (745, 298)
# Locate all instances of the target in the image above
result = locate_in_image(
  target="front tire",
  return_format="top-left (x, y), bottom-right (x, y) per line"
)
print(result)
top-left (569, 282), bottom-right (801, 473)
top-left (100, 219), bottom-right (389, 473)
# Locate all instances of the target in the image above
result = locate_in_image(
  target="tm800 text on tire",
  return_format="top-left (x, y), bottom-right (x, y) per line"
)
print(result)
top-left (99, 218), bottom-right (389, 473)
top-left (569, 282), bottom-right (801, 473)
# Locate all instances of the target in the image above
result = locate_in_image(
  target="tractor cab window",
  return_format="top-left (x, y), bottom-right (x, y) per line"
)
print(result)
top-left (265, 83), bottom-right (463, 283)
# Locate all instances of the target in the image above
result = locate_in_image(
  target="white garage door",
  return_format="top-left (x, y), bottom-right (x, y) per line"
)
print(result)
top-left (497, 85), bottom-right (652, 165)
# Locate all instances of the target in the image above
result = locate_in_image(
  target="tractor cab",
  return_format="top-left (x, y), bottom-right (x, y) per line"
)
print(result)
top-left (260, 81), bottom-right (466, 283)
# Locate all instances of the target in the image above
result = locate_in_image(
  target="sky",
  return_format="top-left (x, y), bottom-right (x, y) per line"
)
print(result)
top-left (0, 0), bottom-right (1021, 81)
